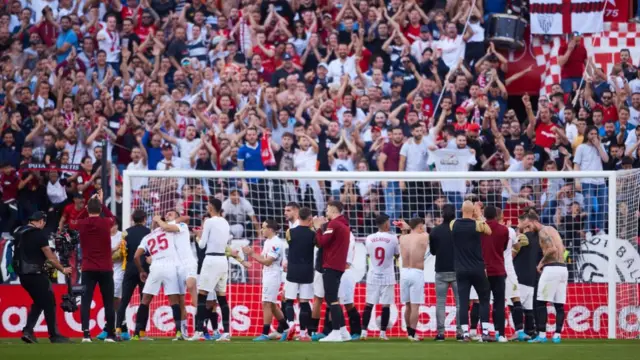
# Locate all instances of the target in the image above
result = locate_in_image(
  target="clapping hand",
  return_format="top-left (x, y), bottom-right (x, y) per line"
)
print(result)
top-left (313, 216), bottom-right (328, 229)
top-left (242, 246), bottom-right (254, 256)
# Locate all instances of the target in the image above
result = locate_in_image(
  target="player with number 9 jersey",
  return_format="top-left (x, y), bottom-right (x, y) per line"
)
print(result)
top-left (365, 229), bottom-right (399, 305)
top-left (138, 228), bottom-right (183, 296)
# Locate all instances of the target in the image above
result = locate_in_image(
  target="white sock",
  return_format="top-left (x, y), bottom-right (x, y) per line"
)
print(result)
top-left (481, 322), bottom-right (490, 335)
top-left (462, 325), bottom-right (470, 336)
top-left (553, 333), bottom-right (561, 338)
top-left (540, 332), bottom-right (547, 339)
top-left (469, 328), bottom-right (476, 336)
top-left (380, 330), bottom-right (386, 338)
top-left (300, 329), bottom-right (307, 337)
top-left (361, 330), bottom-right (367, 337)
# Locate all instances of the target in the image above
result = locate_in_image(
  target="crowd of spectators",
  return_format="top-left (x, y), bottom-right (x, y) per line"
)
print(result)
top-left (0, 0), bottom-right (639, 260)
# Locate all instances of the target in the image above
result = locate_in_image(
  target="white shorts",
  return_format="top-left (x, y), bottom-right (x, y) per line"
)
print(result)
top-left (113, 268), bottom-right (124, 298)
top-left (143, 264), bottom-right (183, 296)
top-left (198, 256), bottom-right (228, 295)
top-left (184, 262), bottom-right (198, 280)
top-left (313, 271), bottom-right (324, 298)
top-left (366, 283), bottom-right (395, 305)
top-left (505, 272), bottom-right (520, 303)
top-left (519, 284), bottom-right (534, 310)
top-left (400, 268), bottom-right (424, 304)
top-left (284, 280), bottom-right (314, 300)
top-left (537, 265), bottom-right (569, 304)
top-left (262, 278), bottom-right (282, 303)
top-left (338, 270), bottom-right (355, 305)
top-left (196, 274), bottom-right (218, 300)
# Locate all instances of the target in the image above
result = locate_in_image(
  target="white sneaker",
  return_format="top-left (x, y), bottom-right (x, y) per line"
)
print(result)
top-left (216, 333), bottom-right (231, 342)
top-left (340, 327), bottom-right (351, 341)
top-left (498, 336), bottom-right (508, 343)
top-left (82, 338), bottom-right (92, 343)
top-left (268, 331), bottom-right (282, 340)
top-left (408, 335), bottom-right (421, 342)
top-left (188, 331), bottom-right (204, 341)
top-left (360, 330), bottom-right (368, 340)
top-left (319, 330), bottom-right (343, 342)
top-left (104, 338), bottom-right (116, 343)
top-left (379, 334), bottom-right (389, 341)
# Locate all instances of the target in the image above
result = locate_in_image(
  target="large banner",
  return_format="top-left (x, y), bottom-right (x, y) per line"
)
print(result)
top-left (504, 22), bottom-right (640, 95)
top-left (530, 0), bottom-right (605, 35)
top-left (0, 283), bottom-right (638, 339)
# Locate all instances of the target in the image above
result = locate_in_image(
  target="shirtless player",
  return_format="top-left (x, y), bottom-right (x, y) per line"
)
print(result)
top-left (520, 213), bottom-right (568, 344)
top-left (397, 218), bottom-right (429, 341)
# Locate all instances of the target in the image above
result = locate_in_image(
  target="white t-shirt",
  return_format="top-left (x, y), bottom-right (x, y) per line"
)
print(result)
top-left (365, 231), bottom-right (399, 285)
top-left (111, 231), bottom-right (123, 273)
top-left (411, 39), bottom-right (433, 62)
top-left (629, 106), bottom-right (640, 127)
top-left (47, 180), bottom-right (67, 204)
top-left (65, 141), bottom-right (87, 164)
top-left (629, 78), bottom-right (640, 95)
top-left (177, 138), bottom-right (200, 165)
top-left (262, 236), bottom-right (285, 278)
top-left (431, 148), bottom-right (477, 194)
top-left (127, 160), bottom-right (148, 191)
top-left (327, 56), bottom-right (357, 83)
top-left (501, 162), bottom-right (539, 198)
top-left (97, 28), bottom-right (121, 63)
top-left (574, 143), bottom-right (606, 185)
top-left (400, 138), bottom-right (430, 172)
top-left (199, 216), bottom-right (231, 251)
top-left (139, 228), bottom-right (180, 263)
top-left (436, 35), bottom-right (466, 68)
top-left (294, 147), bottom-right (318, 171)
top-left (331, 158), bottom-right (354, 191)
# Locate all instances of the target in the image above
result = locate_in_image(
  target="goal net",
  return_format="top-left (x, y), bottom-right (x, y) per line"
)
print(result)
top-left (122, 169), bottom-right (640, 339)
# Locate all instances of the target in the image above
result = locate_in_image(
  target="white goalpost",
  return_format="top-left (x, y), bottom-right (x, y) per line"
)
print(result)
top-left (122, 169), bottom-right (640, 340)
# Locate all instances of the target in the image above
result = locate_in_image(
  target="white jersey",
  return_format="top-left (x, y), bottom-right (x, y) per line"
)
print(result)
top-left (365, 231), bottom-right (399, 285)
top-left (199, 216), bottom-right (231, 252)
top-left (505, 227), bottom-right (517, 275)
top-left (262, 236), bottom-right (285, 279)
top-left (138, 228), bottom-right (180, 264)
top-left (170, 221), bottom-right (196, 268)
top-left (346, 232), bottom-right (356, 266)
top-left (110, 231), bottom-right (123, 273)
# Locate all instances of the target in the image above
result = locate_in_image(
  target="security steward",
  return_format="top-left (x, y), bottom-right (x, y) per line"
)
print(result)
top-left (14, 211), bottom-right (72, 344)
top-left (115, 209), bottom-right (150, 340)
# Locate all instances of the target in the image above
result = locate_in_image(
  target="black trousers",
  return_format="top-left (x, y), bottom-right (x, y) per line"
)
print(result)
top-left (116, 269), bottom-right (145, 330)
top-left (456, 270), bottom-right (491, 328)
top-left (20, 273), bottom-right (58, 337)
top-left (81, 271), bottom-right (115, 336)
top-left (322, 269), bottom-right (343, 304)
top-left (488, 275), bottom-right (506, 335)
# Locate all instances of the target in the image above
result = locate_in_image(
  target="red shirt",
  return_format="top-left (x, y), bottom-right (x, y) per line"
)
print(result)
top-left (77, 171), bottom-right (95, 202)
top-left (358, 48), bottom-right (372, 73)
top-left (316, 215), bottom-right (351, 272)
top-left (252, 45), bottom-right (276, 73)
top-left (404, 24), bottom-right (421, 44)
top-left (121, 6), bottom-right (142, 23)
top-left (134, 24), bottom-right (156, 43)
top-left (535, 121), bottom-right (557, 148)
top-left (62, 204), bottom-right (84, 230)
top-left (594, 103), bottom-right (618, 123)
top-left (76, 205), bottom-right (116, 272)
top-left (382, 142), bottom-right (402, 171)
top-left (0, 172), bottom-right (18, 201)
top-left (29, 22), bottom-right (58, 47)
top-left (559, 42), bottom-right (587, 79)
top-left (481, 220), bottom-right (509, 276)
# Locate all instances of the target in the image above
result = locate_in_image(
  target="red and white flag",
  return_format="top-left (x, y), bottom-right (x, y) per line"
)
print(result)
top-left (530, 0), bottom-right (605, 35)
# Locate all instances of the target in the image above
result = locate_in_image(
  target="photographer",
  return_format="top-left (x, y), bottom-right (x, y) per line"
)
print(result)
top-left (76, 190), bottom-right (117, 343)
top-left (14, 211), bottom-right (71, 344)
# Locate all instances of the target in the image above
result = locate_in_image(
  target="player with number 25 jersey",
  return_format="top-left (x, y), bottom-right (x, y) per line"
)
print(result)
top-left (138, 227), bottom-right (184, 296)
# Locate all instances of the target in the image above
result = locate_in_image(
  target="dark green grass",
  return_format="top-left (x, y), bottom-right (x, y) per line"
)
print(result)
top-left (0, 338), bottom-right (638, 360)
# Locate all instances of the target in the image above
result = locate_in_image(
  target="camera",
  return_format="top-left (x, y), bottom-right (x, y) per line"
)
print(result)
top-left (51, 226), bottom-right (84, 313)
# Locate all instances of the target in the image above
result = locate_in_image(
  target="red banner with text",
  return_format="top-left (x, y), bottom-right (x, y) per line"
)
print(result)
top-left (1, 284), bottom-right (638, 338)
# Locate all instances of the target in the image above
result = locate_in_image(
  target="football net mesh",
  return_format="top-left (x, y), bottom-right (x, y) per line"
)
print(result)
top-left (124, 170), bottom-right (640, 339)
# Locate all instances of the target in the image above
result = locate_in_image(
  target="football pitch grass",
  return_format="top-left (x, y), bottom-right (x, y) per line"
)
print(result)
top-left (0, 338), bottom-right (639, 360)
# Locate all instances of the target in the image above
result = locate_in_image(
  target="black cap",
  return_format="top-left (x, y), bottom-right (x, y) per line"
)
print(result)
top-left (28, 211), bottom-right (47, 222)
top-left (72, 192), bottom-right (84, 199)
top-left (420, 24), bottom-right (429, 33)
top-left (282, 53), bottom-right (292, 61)
top-left (0, 161), bottom-right (11, 169)
top-left (622, 156), bottom-right (634, 165)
